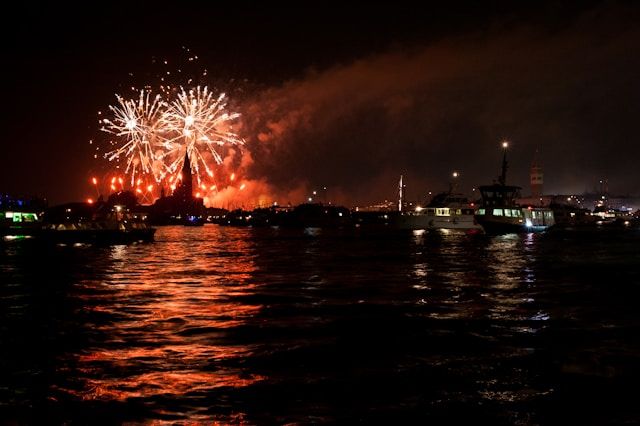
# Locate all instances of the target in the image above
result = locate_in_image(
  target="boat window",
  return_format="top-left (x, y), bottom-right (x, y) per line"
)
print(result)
top-left (504, 209), bottom-right (512, 217)
top-left (493, 209), bottom-right (503, 216)
top-left (476, 209), bottom-right (485, 215)
top-left (436, 208), bottom-right (450, 216)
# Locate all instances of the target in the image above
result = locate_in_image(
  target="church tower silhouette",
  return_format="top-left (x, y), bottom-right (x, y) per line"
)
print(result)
top-left (174, 151), bottom-right (193, 202)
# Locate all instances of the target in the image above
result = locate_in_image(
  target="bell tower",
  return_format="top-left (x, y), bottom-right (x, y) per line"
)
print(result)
top-left (174, 151), bottom-right (193, 202)
top-left (181, 151), bottom-right (193, 198)
top-left (530, 149), bottom-right (543, 197)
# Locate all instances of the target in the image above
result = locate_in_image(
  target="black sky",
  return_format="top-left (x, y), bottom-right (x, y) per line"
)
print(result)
top-left (2, 1), bottom-right (639, 205)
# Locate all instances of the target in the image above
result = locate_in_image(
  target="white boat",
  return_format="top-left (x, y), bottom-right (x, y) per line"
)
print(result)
top-left (394, 191), bottom-right (483, 232)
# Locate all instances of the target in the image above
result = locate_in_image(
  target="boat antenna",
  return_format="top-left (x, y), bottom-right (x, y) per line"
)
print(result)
top-left (499, 141), bottom-right (509, 185)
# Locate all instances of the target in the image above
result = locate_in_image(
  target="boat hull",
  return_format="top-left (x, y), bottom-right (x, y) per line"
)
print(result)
top-left (474, 216), bottom-right (526, 234)
top-left (476, 208), bottom-right (555, 234)
top-left (394, 213), bottom-right (483, 231)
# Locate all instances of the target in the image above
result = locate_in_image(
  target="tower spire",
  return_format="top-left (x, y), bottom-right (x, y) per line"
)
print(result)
top-left (177, 150), bottom-right (193, 199)
top-left (182, 150), bottom-right (191, 176)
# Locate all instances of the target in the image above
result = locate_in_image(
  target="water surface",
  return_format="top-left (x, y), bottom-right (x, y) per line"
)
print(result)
top-left (1, 226), bottom-right (639, 424)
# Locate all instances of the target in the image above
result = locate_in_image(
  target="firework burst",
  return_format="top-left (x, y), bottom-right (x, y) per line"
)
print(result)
top-left (94, 49), bottom-right (248, 204)
top-left (158, 86), bottom-right (244, 184)
top-left (101, 90), bottom-right (165, 184)
top-left (98, 84), bottom-right (244, 195)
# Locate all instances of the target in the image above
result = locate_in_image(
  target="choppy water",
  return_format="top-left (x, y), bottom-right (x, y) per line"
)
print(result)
top-left (1, 226), bottom-right (639, 424)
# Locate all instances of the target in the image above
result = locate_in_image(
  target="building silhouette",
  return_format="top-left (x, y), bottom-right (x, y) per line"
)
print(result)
top-left (149, 152), bottom-right (204, 224)
top-left (173, 151), bottom-right (194, 205)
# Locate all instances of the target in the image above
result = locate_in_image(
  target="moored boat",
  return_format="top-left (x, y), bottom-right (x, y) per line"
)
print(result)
top-left (474, 142), bottom-right (555, 234)
top-left (1, 210), bottom-right (42, 237)
top-left (394, 191), bottom-right (483, 232)
top-left (38, 202), bottom-right (155, 244)
top-left (391, 173), bottom-right (483, 232)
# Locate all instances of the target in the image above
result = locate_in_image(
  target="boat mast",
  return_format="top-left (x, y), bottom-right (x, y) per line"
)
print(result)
top-left (450, 171), bottom-right (459, 193)
top-left (499, 141), bottom-right (509, 185)
top-left (398, 175), bottom-right (404, 212)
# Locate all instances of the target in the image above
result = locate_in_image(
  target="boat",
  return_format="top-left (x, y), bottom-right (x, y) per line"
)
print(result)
top-left (474, 142), bottom-right (555, 234)
top-left (1, 210), bottom-right (42, 237)
top-left (394, 190), bottom-right (483, 232)
top-left (38, 202), bottom-right (155, 244)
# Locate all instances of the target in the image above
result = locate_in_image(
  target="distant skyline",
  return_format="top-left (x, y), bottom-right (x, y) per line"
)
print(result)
top-left (2, 1), bottom-right (639, 206)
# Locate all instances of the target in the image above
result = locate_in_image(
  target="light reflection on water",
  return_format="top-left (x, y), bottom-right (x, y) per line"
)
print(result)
top-left (66, 226), bottom-right (264, 409)
top-left (1, 226), bottom-right (639, 424)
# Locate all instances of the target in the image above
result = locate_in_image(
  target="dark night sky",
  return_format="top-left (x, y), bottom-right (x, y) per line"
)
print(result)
top-left (2, 1), bottom-right (639, 206)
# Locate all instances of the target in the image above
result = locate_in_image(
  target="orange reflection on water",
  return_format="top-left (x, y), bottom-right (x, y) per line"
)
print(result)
top-left (67, 226), bottom-right (265, 409)
top-left (75, 370), bottom-right (266, 402)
